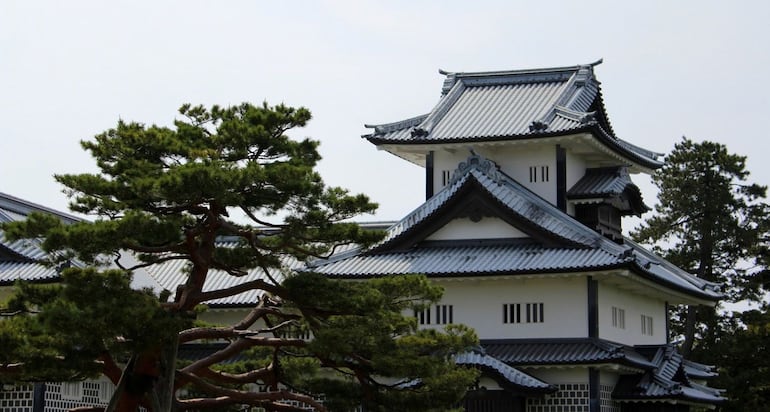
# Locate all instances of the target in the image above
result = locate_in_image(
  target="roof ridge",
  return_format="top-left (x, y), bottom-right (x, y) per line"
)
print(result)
top-left (418, 79), bottom-right (467, 135)
top-left (438, 59), bottom-right (603, 80)
top-left (530, 66), bottom-right (599, 131)
top-left (624, 238), bottom-right (723, 294)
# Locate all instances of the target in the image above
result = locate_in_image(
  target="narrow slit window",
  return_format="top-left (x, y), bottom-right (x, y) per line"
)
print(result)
top-left (435, 304), bottom-right (454, 324)
top-left (442, 170), bottom-right (452, 186)
top-left (641, 315), bottom-right (654, 335)
top-left (414, 308), bottom-right (431, 325)
top-left (529, 165), bottom-right (549, 182)
top-left (612, 307), bottom-right (625, 329)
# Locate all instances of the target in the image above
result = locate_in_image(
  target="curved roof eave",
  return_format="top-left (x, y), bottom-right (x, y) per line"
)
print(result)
top-left (624, 262), bottom-right (723, 303)
top-left (364, 123), bottom-right (663, 170)
top-left (308, 262), bottom-right (721, 302)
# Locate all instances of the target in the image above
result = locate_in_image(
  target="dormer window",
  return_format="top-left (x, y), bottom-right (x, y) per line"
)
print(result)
top-left (575, 204), bottom-right (623, 242)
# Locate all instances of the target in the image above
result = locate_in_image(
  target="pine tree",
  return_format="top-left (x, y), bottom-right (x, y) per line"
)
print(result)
top-left (711, 306), bottom-right (770, 411)
top-left (0, 103), bottom-right (478, 411)
top-left (632, 137), bottom-right (769, 355)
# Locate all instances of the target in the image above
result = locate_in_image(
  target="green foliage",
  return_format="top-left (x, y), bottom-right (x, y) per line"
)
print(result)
top-left (1, 268), bottom-right (188, 382)
top-left (280, 273), bottom-right (478, 411)
top-left (632, 137), bottom-right (770, 408)
top-left (632, 137), bottom-right (769, 301)
top-left (0, 102), bottom-right (477, 411)
top-left (711, 307), bottom-right (770, 412)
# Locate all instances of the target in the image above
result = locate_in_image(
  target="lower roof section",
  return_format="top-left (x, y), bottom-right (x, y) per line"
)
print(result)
top-left (455, 350), bottom-right (555, 394)
top-left (613, 345), bottom-right (725, 406)
top-left (178, 338), bottom-right (724, 407)
top-left (480, 338), bottom-right (725, 407)
top-left (482, 338), bottom-right (655, 370)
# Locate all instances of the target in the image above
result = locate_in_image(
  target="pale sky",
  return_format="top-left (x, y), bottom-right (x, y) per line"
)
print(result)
top-left (2, 1), bottom-right (770, 227)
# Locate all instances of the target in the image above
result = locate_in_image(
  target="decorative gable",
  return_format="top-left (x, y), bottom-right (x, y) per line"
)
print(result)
top-left (370, 153), bottom-right (603, 252)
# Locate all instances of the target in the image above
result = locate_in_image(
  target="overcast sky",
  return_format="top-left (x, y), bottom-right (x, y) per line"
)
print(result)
top-left (2, 1), bottom-right (769, 227)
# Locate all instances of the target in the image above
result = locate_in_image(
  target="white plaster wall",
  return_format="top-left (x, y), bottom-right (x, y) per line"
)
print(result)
top-left (426, 217), bottom-right (527, 240)
top-left (477, 376), bottom-right (503, 390)
top-left (565, 150), bottom-right (587, 194)
top-left (599, 371), bottom-right (619, 388)
top-left (565, 150), bottom-right (588, 216)
top-left (597, 281), bottom-right (667, 345)
top-left (432, 146), bottom-right (557, 205)
top-left (424, 276), bottom-right (588, 340)
top-left (432, 149), bottom-right (477, 192)
top-left (526, 367), bottom-right (587, 384)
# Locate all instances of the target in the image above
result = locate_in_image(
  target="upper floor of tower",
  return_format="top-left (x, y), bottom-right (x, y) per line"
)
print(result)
top-left (362, 61), bottom-right (659, 241)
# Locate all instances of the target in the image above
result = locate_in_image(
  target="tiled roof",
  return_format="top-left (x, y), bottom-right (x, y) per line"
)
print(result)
top-left (568, 166), bottom-right (639, 199)
top-left (309, 242), bottom-right (620, 277)
top-left (481, 338), bottom-right (656, 370)
top-left (177, 343), bottom-right (555, 394)
top-left (613, 345), bottom-right (725, 405)
top-left (0, 192), bottom-right (80, 225)
top-left (0, 260), bottom-right (61, 285)
top-left (682, 359), bottom-right (718, 380)
top-left (0, 193), bottom-right (80, 285)
top-left (364, 62), bottom-right (663, 170)
top-left (624, 239), bottom-right (722, 300)
top-left (455, 350), bottom-right (555, 393)
top-left (309, 154), bottom-right (722, 302)
top-left (368, 155), bottom-right (626, 252)
top-left (567, 166), bottom-right (649, 214)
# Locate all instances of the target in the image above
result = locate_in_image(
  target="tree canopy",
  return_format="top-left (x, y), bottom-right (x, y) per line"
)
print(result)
top-left (632, 137), bottom-right (770, 410)
top-left (0, 102), bottom-right (478, 411)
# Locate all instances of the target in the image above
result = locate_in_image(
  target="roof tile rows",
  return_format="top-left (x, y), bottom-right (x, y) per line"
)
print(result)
top-left (567, 166), bottom-right (637, 199)
top-left (480, 338), bottom-right (724, 405)
top-left (309, 243), bottom-right (619, 277)
top-left (481, 338), bottom-right (655, 370)
top-left (310, 154), bottom-right (721, 302)
top-left (364, 62), bottom-right (663, 170)
top-left (613, 345), bottom-right (725, 404)
top-left (454, 350), bottom-right (555, 393)
top-left (0, 193), bottom-right (78, 285)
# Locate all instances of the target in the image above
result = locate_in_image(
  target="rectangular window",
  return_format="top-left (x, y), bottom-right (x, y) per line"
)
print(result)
top-left (414, 308), bottom-right (431, 325)
top-left (612, 307), bottom-right (625, 329)
top-left (529, 166), bottom-right (550, 182)
top-left (641, 315), bottom-right (654, 335)
top-left (416, 305), bottom-right (454, 325)
top-left (503, 303), bottom-right (544, 323)
top-left (435, 304), bottom-right (453, 324)
top-left (442, 170), bottom-right (452, 186)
